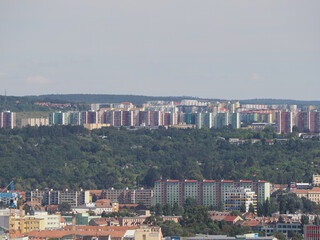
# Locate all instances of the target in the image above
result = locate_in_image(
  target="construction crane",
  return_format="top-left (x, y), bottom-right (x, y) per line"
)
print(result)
top-left (0, 181), bottom-right (20, 200)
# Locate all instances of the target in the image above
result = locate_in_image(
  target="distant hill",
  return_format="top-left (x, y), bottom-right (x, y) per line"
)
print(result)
top-left (29, 94), bottom-right (320, 107)
top-left (239, 99), bottom-right (320, 107)
top-left (0, 95), bottom-right (88, 112)
top-left (29, 94), bottom-right (218, 105)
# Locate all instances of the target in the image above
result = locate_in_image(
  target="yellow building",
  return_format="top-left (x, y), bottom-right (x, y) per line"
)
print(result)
top-left (313, 174), bottom-right (320, 186)
top-left (134, 226), bottom-right (162, 240)
top-left (291, 187), bottom-right (320, 204)
top-left (10, 216), bottom-right (45, 233)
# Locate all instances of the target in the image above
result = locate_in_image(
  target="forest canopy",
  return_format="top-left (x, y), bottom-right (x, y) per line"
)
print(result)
top-left (0, 126), bottom-right (318, 190)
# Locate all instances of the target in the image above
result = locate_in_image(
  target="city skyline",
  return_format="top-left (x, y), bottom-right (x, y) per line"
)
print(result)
top-left (0, 1), bottom-right (319, 100)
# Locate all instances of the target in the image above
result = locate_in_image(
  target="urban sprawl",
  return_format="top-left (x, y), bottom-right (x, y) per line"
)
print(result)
top-left (1, 99), bottom-right (320, 239)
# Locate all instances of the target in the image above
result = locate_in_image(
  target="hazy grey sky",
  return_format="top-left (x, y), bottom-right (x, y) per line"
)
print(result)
top-left (0, 0), bottom-right (319, 100)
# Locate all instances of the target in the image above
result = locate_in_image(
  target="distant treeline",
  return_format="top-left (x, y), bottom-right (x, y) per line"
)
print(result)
top-left (29, 94), bottom-right (320, 106)
top-left (29, 94), bottom-right (219, 105)
top-left (0, 95), bottom-right (88, 112)
top-left (239, 98), bottom-right (320, 107)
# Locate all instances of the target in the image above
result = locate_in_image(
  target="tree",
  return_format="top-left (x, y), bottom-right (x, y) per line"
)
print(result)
top-left (274, 232), bottom-right (286, 240)
top-left (257, 203), bottom-right (263, 217)
top-left (181, 205), bottom-right (212, 234)
top-left (288, 231), bottom-right (302, 240)
top-left (136, 202), bottom-right (147, 210)
top-left (173, 202), bottom-right (184, 216)
top-left (278, 216), bottom-right (285, 223)
top-left (184, 197), bottom-right (197, 209)
top-left (159, 221), bottom-right (183, 237)
top-left (240, 204), bottom-right (246, 213)
top-left (314, 215), bottom-right (320, 225)
top-left (249, 204), bottom-right (255, 214)
top-left (301, 215), bottom-right (309, 225)
top-left (154, 203), bottom-right (163, 216)
top-left (59, 202), bottom-right (71, 213)
top-left (92, 194), bottom-right (98, 203)
top-left (163, 203), bottom-right (172, 216)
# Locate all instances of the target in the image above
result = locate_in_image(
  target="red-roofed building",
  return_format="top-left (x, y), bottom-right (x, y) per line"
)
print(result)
top-left (224, 215), bottom-right (243, 225)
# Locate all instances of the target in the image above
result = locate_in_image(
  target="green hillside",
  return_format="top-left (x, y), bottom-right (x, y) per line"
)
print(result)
top-left (0, 95), bottom-right (89, 112)
top-left (0, 126), bottom-right (318, 191)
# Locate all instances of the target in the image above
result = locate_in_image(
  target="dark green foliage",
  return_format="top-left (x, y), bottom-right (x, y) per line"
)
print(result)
top-left (274, 232), bottom-right (286, 240)
top-left (173, 203), bottom-right (184, 216)
top-left (288, 230), bottom-right (303, 240)
top-left (59, 202), bottom-right (71, 213)
top-left (154, 204), bottom-right (163, 216)
top-left (0, 95), bottom-right (88, 112)
top-left (162, 204), bottom-right (173, 216)
top-left (301, 215), bottom-right (309, 225)
top-left (181, 205), bottom-right (214, 235)
top-left (249, 204), bottom-right (255, 213)
top-left (1, 126), bottom-right (320, 191)
top-left (159, 221), bottom-right (184, 237)
top-left (277, 193), bottom-right (316, 214)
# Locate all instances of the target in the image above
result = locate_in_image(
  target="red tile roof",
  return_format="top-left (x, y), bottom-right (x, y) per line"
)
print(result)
top-left (96, 199), bottom-right (112, 208)
top-left (224, 215), bottom-right (240, 222)
top-left (167, 180), bottom-right (179, 183)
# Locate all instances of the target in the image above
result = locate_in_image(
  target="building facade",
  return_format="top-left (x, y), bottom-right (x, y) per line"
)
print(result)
top-left (154, 180), bottom-right (270, 208)
top-left (26, 189), bottom-right (90, 207)
top-left (100, 188), bottom-right (154, 207)
top-left (224, 187), bottom-right (257, 213)
top-left (0, 111), bottom-right (15, 129)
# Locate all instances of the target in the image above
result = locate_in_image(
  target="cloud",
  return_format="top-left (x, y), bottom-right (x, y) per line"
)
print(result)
top-left (251, 73), bottom-right (265, 82)
top-left (0, 72), bottom-right (7, 77)
top-left (26, 75), bottom-right (51, 84)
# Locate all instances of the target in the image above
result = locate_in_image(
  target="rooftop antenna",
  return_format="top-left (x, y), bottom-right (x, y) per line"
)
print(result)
top-left (4, 89), bottom-right (7, 111)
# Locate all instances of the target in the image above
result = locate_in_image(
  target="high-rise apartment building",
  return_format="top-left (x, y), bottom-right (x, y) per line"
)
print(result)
top-left (275, 111), bottom-right (293, 134)
top-left (297, 111), bottom-right (320, 132)
top-left (0, 111), bottom-right (15, 129)
top-left (154, 179), bottom-right (270, 209)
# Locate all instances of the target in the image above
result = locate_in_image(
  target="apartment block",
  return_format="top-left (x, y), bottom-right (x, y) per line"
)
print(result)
top-left (154, 180), bottom-right (270, 209)
top-left (100, 188), bottom-right (154, 207)
top-left (275, 111), bottom-right (293, 134)
top-left (26, 189), bottom-right (90, 207)
top-left (0, 111), bottom-right (15, 129)
top-left (21, 117), bottom-right (49, 127)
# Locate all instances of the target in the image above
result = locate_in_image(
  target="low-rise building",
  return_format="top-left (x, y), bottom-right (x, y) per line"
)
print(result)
top-left (72, 199), bottom-right (119, 215)
top-left (134, 226), bottom-right (162, 240)
top-left (26, 189), bottom-right (90, 207)
top-left (290, 187), bottom-right (320, 204)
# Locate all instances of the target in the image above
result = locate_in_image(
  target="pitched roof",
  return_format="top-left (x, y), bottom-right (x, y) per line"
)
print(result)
top-left (224, 215), bottom-right (241, 222)
top-left (24, 201), bottom-right (41, 206)
top-left (96, 199), bottom-right (113, 208)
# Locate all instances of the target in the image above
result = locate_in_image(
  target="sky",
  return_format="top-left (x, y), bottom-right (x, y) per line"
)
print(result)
top-left (0, 1), bottom-right (319, 100)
